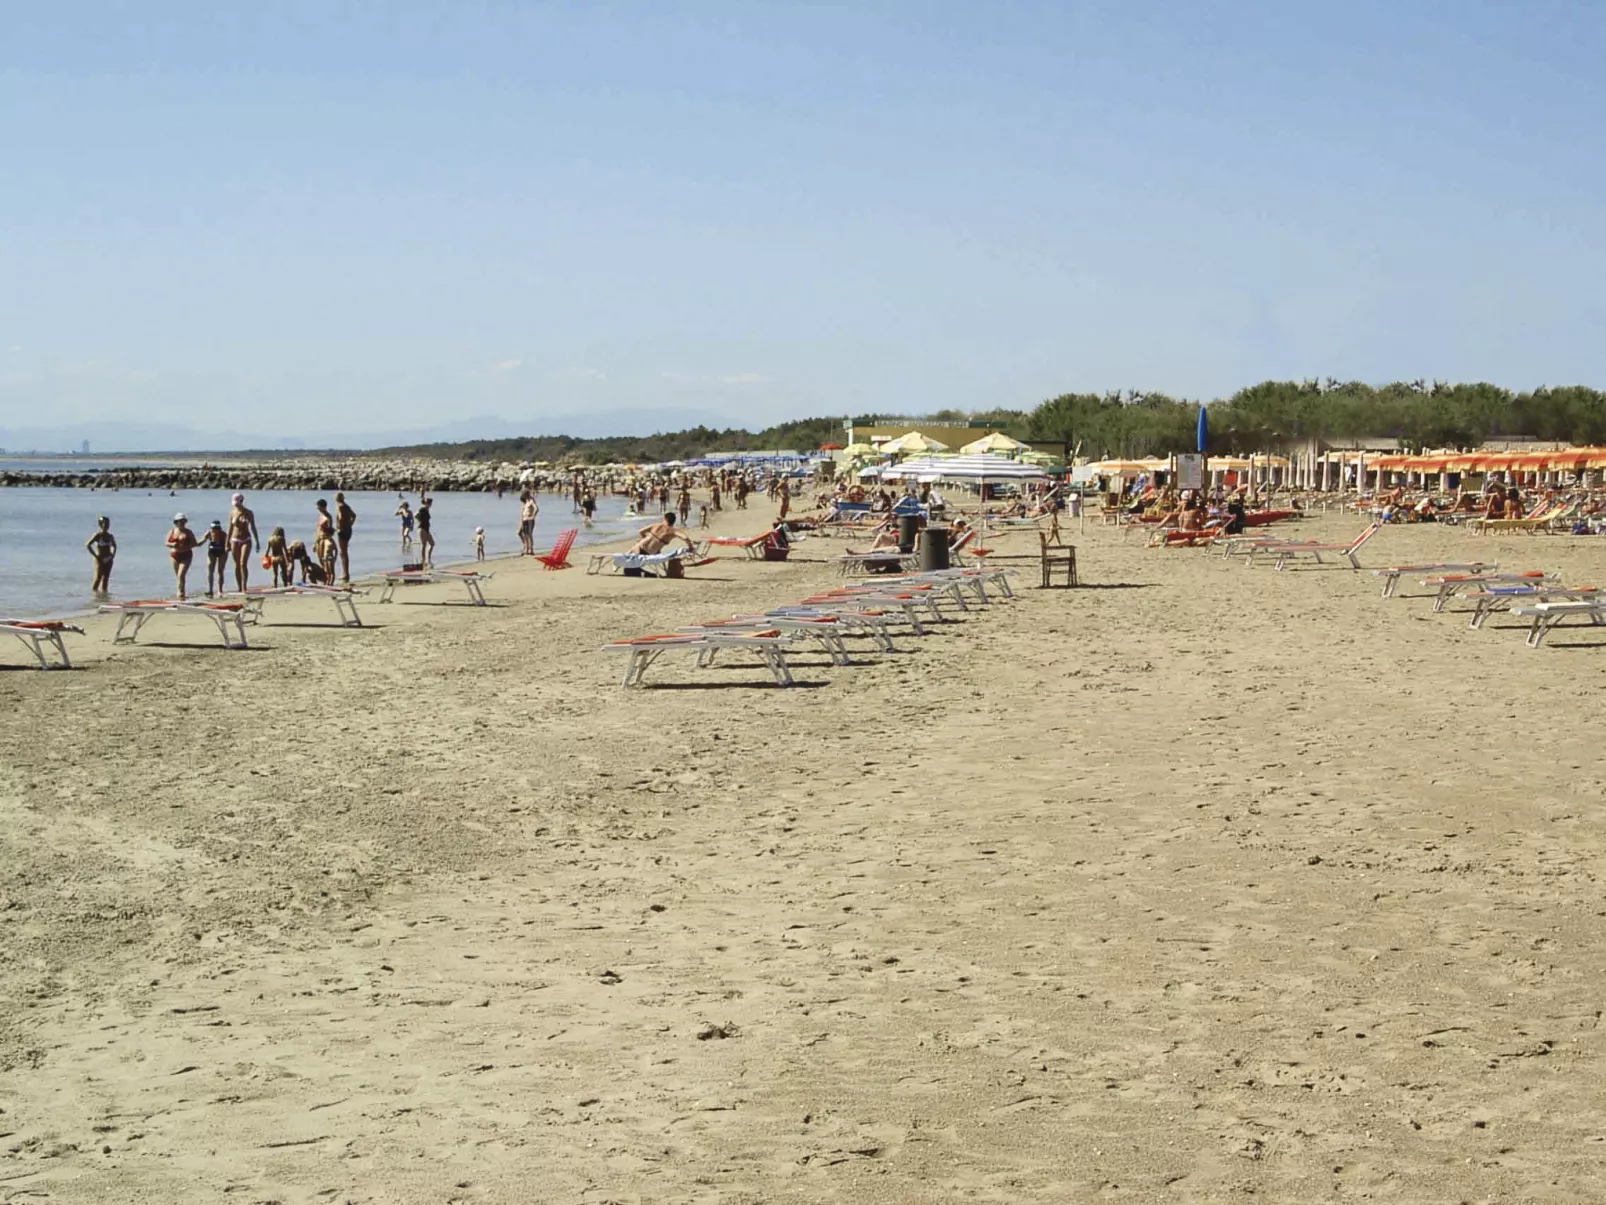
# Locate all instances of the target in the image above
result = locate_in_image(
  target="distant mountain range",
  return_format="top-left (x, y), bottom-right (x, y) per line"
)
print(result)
top-left (0, 410), bottom-right (734, 454)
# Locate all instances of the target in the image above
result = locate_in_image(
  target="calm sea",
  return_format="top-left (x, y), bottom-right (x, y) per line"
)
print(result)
top-left (0, 485), bottom-right (638, 618)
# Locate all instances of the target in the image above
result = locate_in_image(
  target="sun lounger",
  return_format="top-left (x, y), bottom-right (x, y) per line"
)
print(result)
top-left (836, 549), bottom-right (918, 576)
top-left (764, 606), bottom-right (900, 651)
top-left (100, 600), bottom-right (250, 649)
top-left (1465, 584), bottom-right (1598, 630)
top-left (236, 584), bottom-right (365, 627)
top-left (1509, 598), bottom-right (1606, 647)
top-left (536, 528), bottom-right (579, 570)
top-left (707, 532), bottom-right (772, 559)
top-left (1245, 523), bottom-right (1380, 569)
top-left (1, 619), bottom-right (83, 669)
top-left (1421, 571), bottom-right (1554, 613)
top-left (678, 615), bottom-right (855, 665)
top-left (602, 630), bottom-right (798, 687)
top-left (1373, 563), bottom-right (1496, 599)
top-left (376, 569), bottom-right (492, 605)
top-left (1468, 504), bottom-right (1566, 534)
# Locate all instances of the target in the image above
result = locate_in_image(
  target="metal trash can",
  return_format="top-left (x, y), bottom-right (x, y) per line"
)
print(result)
top-left (919, 526), bottom-right (951, 572)
top-left (897, 513), bottom-right (922, 553)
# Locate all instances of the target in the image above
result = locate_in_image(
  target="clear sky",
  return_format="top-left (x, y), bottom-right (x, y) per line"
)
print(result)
top-left (3, 0), bottom-right (1604, 442)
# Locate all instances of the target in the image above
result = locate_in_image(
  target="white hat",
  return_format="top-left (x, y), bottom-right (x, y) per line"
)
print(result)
top-left (474, 526), bottom-right (484, 534)
top-left (173, 512), bottom-right (188, 522)
top-left (231, 492), bottom-right (244, 503)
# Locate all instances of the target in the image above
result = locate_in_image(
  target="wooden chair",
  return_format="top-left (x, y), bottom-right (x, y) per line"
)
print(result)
top-left (1038, 532), bottom-right (1078, 588)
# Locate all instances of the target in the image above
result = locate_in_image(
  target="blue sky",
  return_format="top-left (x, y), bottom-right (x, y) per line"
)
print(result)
top-left (3, 0), bottom-right (1604, 442)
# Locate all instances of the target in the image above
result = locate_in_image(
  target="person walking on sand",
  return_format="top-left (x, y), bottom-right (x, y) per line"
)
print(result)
top-left (166, 513), bottom-right (199, 600)
top-left (416, 496), bottom-right (434, 566)
top-left (227, 492), bottom-right (260, 592)
top-left (85, 515), bottom-right (117, 595)
top-left (334, 491), bottom-right (357, 583)
top-left (518, 490), bottom-right (538, 555)
top-left (202, 519), bottom-right (229, 596)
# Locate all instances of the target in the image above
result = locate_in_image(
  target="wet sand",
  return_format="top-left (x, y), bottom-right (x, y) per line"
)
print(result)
top-left (5, 506), bottom-right (1606, 1202)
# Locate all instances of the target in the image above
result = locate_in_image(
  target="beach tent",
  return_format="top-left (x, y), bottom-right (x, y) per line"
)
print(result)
top-left (959, 432), bottom-right (1028, 455)
top-left (879, 431), bottom-right (950, 455)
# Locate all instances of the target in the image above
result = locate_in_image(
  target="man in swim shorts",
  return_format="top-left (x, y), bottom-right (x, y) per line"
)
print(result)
top-left (628, 512), bottom-right (693, 555)
top-left (334, 491), bottom-right (357, 583)
top-left (227, 492), bottom-right (260, 593)
top-left (518, 490), bottom-right (538, 555)
top-left (85, 515), bottom-right (117, 595)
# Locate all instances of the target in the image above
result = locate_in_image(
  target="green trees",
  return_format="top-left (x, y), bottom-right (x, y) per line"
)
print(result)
top-left (370, 380), bottom-right (1606, 462)
top-left (1023, 380), bottom-right (1606, 459)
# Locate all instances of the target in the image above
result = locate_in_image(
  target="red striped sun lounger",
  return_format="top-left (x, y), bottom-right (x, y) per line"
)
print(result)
top-left (377, 569), bottom-right (492, 606)
top-left (1, 619), bottom-right (83, 669)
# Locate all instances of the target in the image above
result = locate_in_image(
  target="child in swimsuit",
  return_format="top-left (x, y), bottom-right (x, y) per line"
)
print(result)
top-left (166, 514), bottom-right (199, 600)
top-left (203, 520), bottom-right (229, 596)
top-left (85, 515), bottom-right (117, 594)
top-left (266, 527), bottom-right (291, 586)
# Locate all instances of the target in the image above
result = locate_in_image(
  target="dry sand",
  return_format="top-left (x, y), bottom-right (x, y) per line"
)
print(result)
top-left (5, 504), bottom-right (1606, 1203)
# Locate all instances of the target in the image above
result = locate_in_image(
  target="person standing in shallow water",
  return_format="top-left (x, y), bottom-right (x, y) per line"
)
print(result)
top-left (85, 516), bottom-right (117, 595)
top-left (416, 497), bottom-right (434, 566)
top-left (166, 513), bottom-right (199, 600)
top-left (334, 491), bottom-right (357, 583)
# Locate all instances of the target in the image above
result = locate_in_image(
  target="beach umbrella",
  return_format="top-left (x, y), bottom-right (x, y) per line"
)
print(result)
top-left (959, 432), bottom-right (1028, 455)
top-left (841, 442), bottom-right (878, 459)
top-left (879, 431), bottom-right (950, 455)
top-left (1196, 406), bottom-right (1209, 454)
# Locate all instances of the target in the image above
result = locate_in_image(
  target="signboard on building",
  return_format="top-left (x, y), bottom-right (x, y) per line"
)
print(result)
top-left (1176, 454), bottom-right (1205, 491)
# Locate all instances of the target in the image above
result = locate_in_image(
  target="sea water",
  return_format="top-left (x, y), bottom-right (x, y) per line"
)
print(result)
top-left (0, 486), bottom-right (641, 618)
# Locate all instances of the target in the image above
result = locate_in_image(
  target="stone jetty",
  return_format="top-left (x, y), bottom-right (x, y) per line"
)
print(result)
top-left (0, 457), bottom-right (592, 493)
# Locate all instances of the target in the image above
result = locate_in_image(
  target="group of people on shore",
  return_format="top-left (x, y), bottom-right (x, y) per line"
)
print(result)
top-left (155, 492), bottom-right (360, 600)
top-left (87, 492), bottom-right (364, 601)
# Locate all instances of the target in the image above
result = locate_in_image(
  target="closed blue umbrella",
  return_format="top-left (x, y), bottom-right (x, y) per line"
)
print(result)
top-left (1196, 406), bottom-right (1209, 454)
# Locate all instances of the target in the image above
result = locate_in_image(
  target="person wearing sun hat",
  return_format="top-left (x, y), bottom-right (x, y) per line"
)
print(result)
top-left (165, 513), bottom-right (199, 600)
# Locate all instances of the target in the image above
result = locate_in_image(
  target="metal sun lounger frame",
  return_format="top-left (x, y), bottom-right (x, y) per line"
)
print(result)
top-left (1463, 585), bottom-right (1599, 630)
top-left (1, 619), bottom-right (83, 669)
top-left (677, 616), bottom-right (857, 665)
top-left (100, 601), bottom-right (250, 649)
top-left (1420, 571), bottom-right (1555, 613)
top-left (603, 631), bottom-right (799, 687)
top-left (236, 585), bottom-right (365, 627)
top-left (1509, 599), bottom-right (1606, 647)
top-left (1373, 563), bottom-right (1496, 599)
top-left (1244, 523), bottom-right (1381, 570)
top-left (376, 569), bottom-right (492, 606)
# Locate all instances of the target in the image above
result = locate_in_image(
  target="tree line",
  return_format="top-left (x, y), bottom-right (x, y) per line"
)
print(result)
top-left (372, 381), bottom-right (1606, 464)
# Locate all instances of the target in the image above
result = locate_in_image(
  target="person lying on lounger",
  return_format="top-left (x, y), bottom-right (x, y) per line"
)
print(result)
top-left (628, 512), bottom-right (694, 555)
top-left (847, 523), bottom-right (901, 556)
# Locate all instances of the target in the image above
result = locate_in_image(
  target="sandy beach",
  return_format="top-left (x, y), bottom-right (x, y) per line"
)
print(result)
top-left (6, 504), bottom-right (1606, 1203)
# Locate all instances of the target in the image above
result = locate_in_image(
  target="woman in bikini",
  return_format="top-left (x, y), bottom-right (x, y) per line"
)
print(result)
top-left (314, 498), bottom-right (338, 582)
top-left (85, 515), bottom-right (117, 595)
top-left (227, 493), bottom-right (260, 592)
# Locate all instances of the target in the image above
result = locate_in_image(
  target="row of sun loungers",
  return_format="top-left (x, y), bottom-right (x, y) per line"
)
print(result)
top-left (599, 565), bottom-right (1018, 688)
